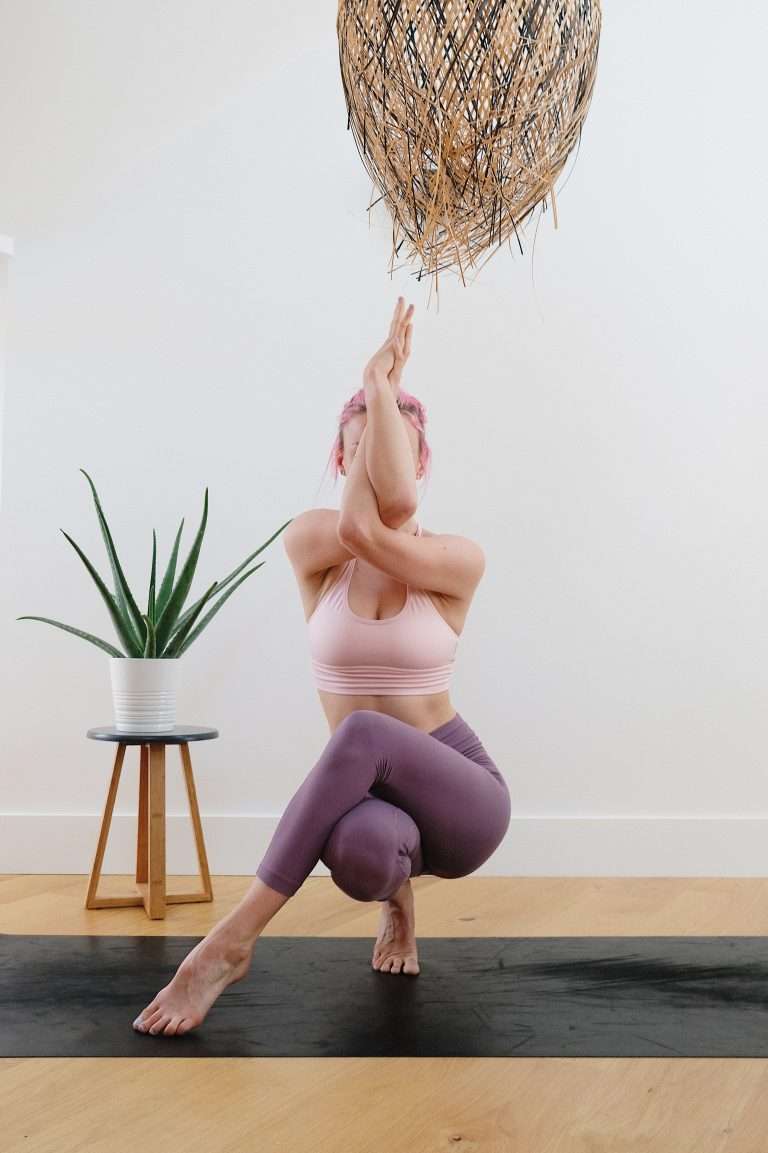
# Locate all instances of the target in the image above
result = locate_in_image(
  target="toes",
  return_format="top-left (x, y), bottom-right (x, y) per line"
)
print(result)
top-left (373, 943), bottom-right (421, 973)
top-left (373, 953), bottom-right (419, 974)
top-left (133, 1000), bottom-right (199, 1037)
top-left (133, 1001), bottom-right (160, 1029)
top-left (142, 1008), bottom-right (166, 1034)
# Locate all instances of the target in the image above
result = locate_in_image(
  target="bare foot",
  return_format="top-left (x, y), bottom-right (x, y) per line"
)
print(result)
top-left (132, 921), bottom-right (254, 1037)
top-left (372, 876), bottom-right (420, 975)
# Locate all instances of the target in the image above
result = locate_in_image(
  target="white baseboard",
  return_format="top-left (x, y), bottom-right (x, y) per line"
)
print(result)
top-left (1, 813), bottom-right (767, 876)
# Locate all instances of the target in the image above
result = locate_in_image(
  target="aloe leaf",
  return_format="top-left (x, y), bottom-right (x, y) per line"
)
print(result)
top-left (163, 580), bottom-right (220, 658)
top-left (155, 517), bottom-right (184, 620)
top-left (79, 469), bottom-right (146, 648)
top-left (148, 530), bottom-right (157, 626)
top-left (166, 517), bottom-right (292, 642)
top-left (154, 488), bottom-right (209, 653)
top-left (142, 612), bottom-right (157, 657)
top-left (16, 615), bottom-right (125, 657)
top-left (209, 518), bottom-right (291, 592)
top-left (175, 562), bottom-right (265, 657)
top-left (59, 529), bottom-right (144, 656)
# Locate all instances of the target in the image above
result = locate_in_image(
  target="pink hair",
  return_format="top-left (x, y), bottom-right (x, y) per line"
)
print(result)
top-left (324, 386), bottom-right (432, 487)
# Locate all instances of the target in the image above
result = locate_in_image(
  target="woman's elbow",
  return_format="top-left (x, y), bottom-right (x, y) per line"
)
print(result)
top-left (337, 515), bottom-right (365, 547)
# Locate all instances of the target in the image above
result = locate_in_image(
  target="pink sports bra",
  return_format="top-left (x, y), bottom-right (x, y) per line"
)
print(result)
top-left (307, 521), bottom-right (459, 695)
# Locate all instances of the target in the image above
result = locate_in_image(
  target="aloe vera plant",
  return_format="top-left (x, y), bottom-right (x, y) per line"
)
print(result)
top-left (16, 469), bottom-right (291, 658)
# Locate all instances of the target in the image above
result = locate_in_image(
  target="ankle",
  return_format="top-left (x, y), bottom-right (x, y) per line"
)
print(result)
top-left (385, 878), bottom-right (413, 910)
top-left (215, 908), bottom-right (263, 952)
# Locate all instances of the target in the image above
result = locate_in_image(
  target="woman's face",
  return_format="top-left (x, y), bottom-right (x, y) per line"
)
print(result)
top-left (340, 411), bottom-right (423, 479)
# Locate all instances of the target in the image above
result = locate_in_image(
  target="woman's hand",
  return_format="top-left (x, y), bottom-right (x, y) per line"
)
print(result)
top-left (363, 297), bottom-right (415, 396)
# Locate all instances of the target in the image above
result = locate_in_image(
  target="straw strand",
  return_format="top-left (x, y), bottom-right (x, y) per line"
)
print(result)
top-left (337, 0), bottom-right (602, 294)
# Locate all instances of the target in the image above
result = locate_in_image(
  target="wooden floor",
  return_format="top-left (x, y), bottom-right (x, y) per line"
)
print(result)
top-left (2, 873), bottom-right (767, 1152)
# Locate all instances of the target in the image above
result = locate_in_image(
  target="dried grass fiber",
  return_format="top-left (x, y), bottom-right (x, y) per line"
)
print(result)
top-left (337, 0), bottom-right (602, 291)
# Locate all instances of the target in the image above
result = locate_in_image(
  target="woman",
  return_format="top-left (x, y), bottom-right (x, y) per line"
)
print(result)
top-left (132, 298), bottom-right (511, 1037)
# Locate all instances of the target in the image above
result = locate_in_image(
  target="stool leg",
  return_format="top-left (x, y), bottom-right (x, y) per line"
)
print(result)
top-left (135, 743), bottom-right (148, 885)
top-left (145, 742), bottom-right (167, 919)
top-left (85, 742), bottom-right (127, 909)
top-left (179, 742), bottom-right (214, 901)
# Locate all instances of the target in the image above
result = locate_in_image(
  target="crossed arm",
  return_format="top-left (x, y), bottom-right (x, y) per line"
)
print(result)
top-left (339, 370), bottom-right (416, 538)
top-left (361, 371), bottom-right (418, 525)
top-left (337, 372), bottom-right (484, 602)
top-left (342, 296), bottom-right (417, 532)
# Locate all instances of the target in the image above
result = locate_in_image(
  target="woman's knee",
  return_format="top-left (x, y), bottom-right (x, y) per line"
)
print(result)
top-left (323, 825), bottom-right (404, 902)
top-left (331, 856), bottom-right (406, 902)
top-left (333, 709), bottom-right (382, 744)
top-left (322, 709), bottom-right (385, 776)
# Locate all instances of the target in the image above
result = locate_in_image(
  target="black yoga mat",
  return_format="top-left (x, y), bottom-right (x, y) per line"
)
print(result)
top-left (3, 933), bottom-right (768, 1057)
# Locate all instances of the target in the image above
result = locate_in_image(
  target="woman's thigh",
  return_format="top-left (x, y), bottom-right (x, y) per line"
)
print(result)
top-left (355, 710), bottom-right (511, 879)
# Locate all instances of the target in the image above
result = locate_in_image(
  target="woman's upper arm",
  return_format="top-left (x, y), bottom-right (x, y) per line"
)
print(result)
top-left (283, 508), bottom-right (355, 580)
top-left (339, 521), bottom-right (485, 601)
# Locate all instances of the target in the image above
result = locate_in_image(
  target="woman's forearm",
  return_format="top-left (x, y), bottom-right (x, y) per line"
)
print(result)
top-left (363, 371), bottom-right (418, 520)
top-left (338, 424), bottom-right (385, 541)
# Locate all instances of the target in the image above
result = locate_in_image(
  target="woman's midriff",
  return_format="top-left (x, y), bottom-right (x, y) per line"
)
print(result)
top-left (318, 688), bottom-right (457, 736)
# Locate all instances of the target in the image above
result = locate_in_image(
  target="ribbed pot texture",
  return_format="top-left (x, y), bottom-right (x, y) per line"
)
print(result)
top-left (109, 656), bottom-right (181, 733)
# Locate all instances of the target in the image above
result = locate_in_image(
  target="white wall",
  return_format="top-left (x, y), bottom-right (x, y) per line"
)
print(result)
top-left (0, 236), bottom-right (12, 516)
top-left (1, 0), bottom-right (767, 877)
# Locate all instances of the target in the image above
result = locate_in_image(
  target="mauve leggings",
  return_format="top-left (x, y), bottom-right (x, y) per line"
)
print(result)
top-left (255, 709), bottom-right (511, 902)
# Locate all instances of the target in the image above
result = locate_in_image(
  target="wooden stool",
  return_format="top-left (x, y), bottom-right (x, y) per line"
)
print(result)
top-left (85, 724), bottom-right (218, 920)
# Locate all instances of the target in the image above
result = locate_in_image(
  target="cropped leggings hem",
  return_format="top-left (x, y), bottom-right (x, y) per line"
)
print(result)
top-left (255, 709), bottom-right (511, 903)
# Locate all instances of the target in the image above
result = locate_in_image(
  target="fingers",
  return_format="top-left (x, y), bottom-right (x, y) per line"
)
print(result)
top-left (397, 304), bottom-right (414, 360)
top-left (386, 298), bottom-right (415, 376)
top-left (389, 296), bottom-right (414, 342)
top-left (403, 320), bottom-right (412, 359)
top-left (396, 301), bottom-right (414, 345)
top-left (388, 296), bottom-right (405, 339)
top-left (401, 304), bottom-right (414, 347)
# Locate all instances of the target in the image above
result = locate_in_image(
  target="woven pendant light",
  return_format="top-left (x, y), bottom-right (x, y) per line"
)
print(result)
top-left (337, 0), bottom-right (602, 293)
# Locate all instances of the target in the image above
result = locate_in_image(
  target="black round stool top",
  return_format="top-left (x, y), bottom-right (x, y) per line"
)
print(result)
top-left (87, 725), bottom-right (219, 745)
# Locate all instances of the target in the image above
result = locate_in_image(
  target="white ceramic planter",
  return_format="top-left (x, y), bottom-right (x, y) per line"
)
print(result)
top-left (109, 656), bottom-right (181, 733)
